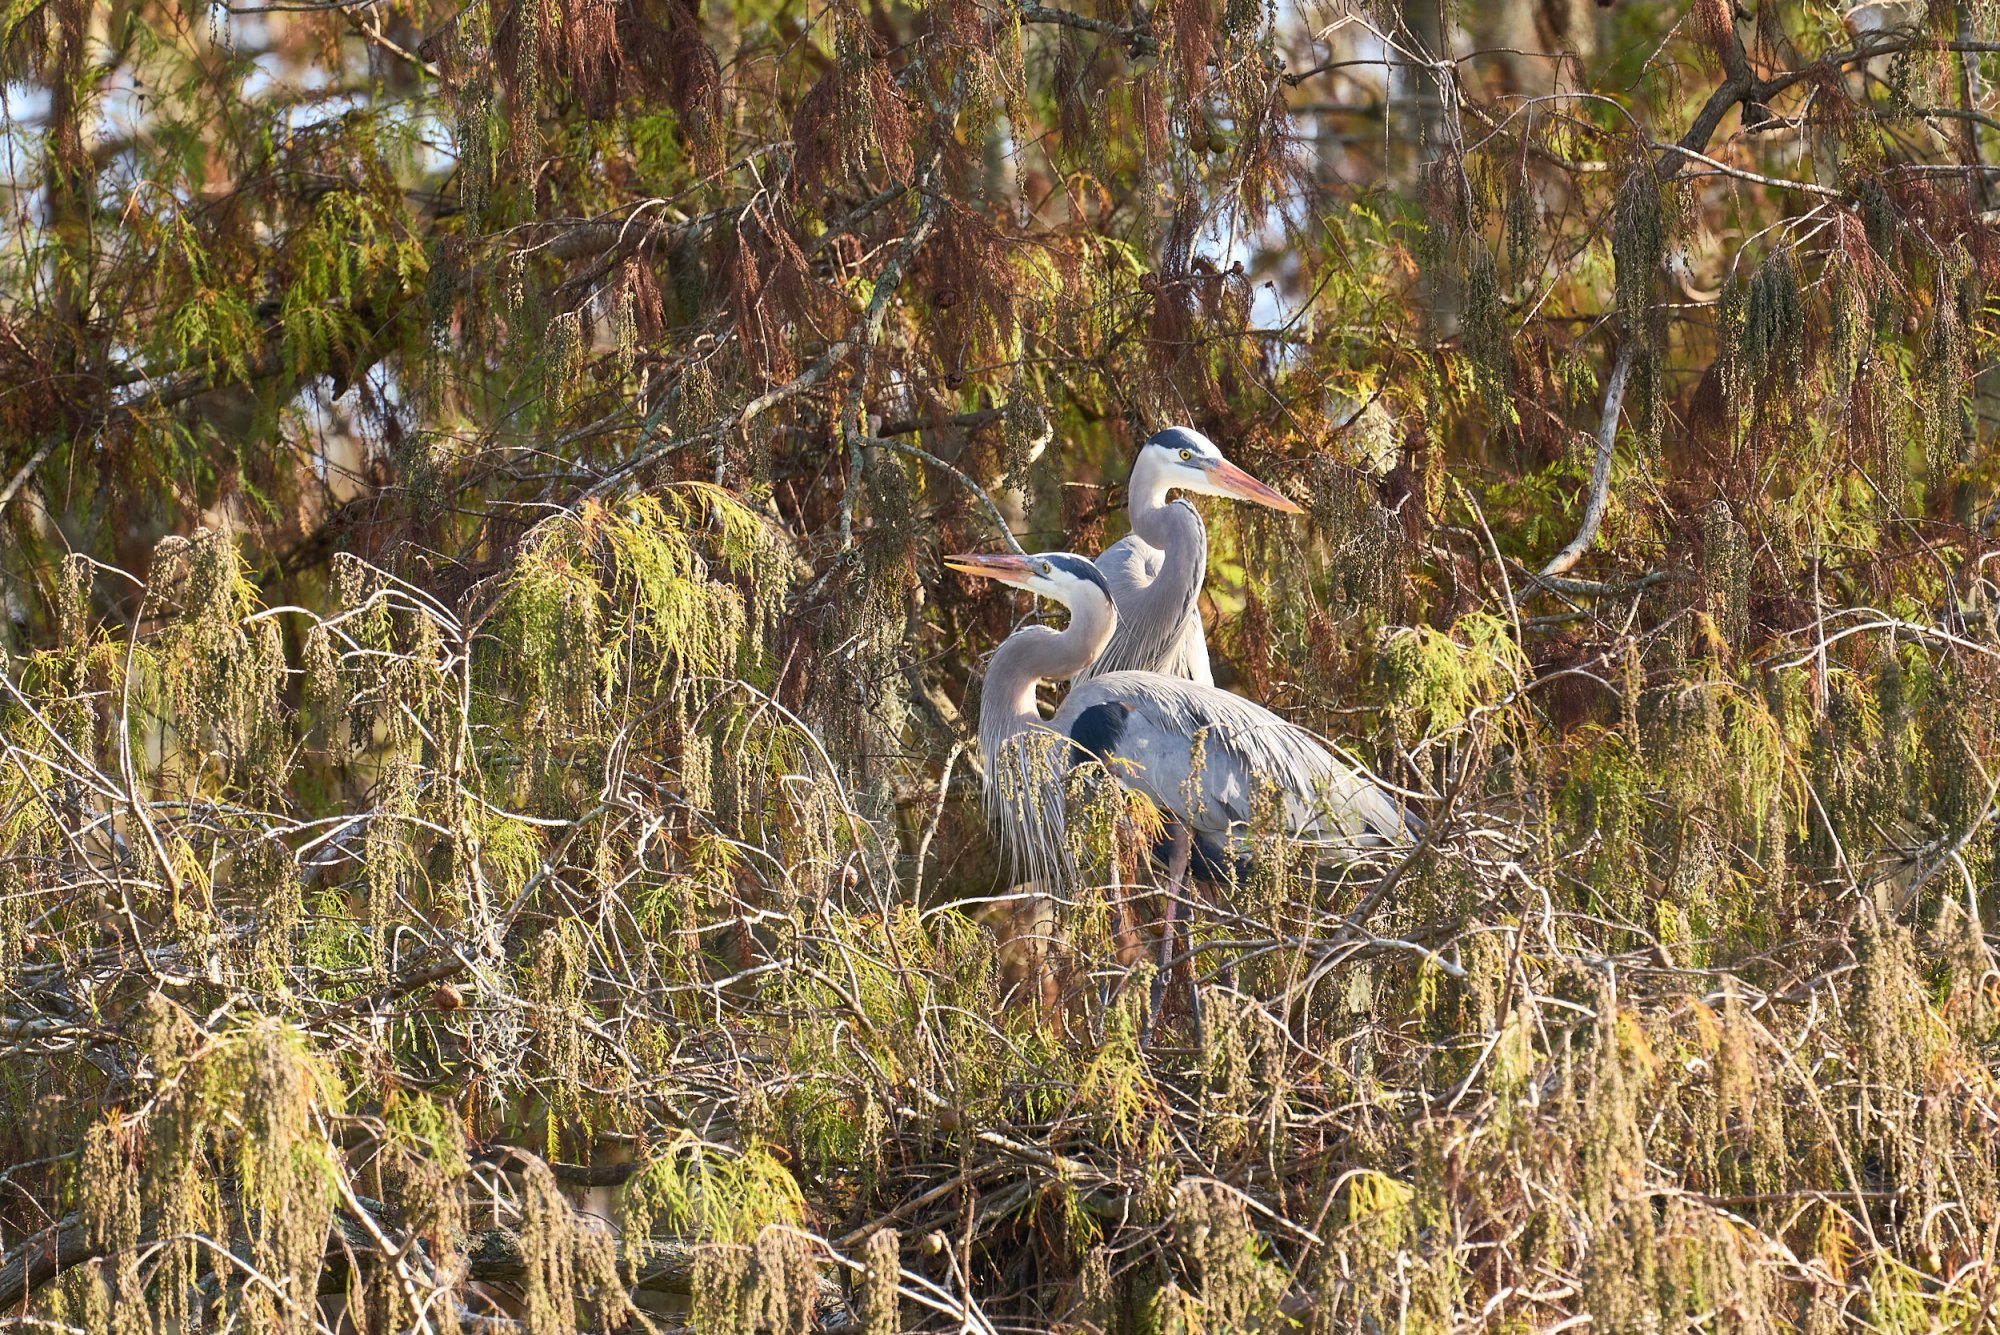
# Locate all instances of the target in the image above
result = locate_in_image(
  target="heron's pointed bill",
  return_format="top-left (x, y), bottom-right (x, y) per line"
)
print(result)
top-left (1209, 458), bottom-right (1304, 514)
top-left (945, 553), bottom-right (1037, 588)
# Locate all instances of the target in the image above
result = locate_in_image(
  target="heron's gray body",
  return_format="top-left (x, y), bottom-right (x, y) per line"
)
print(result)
top-left (969, 552), bottom-right (1413, 889)
top-left (1049, 673), bottom-right (1411, 858)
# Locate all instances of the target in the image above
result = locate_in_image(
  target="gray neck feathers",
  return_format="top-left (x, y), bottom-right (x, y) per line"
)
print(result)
top-left (1084, 488), bottom-right (1209, 683)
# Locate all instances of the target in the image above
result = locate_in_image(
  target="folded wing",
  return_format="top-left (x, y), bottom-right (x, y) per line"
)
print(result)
top-left (1055, 671), bottom-right (1412, 859)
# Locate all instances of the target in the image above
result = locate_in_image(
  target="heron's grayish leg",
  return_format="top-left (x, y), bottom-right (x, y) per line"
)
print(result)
top-left (1205, 868), bottom-right (1235, 998)
top-left (1144, 823), bottom-right (1195, 1044)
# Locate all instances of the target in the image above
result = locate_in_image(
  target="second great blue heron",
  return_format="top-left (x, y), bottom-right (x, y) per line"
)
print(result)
top-left (1076, 427), bottom-right (1303, 687)
top-left (948, 549), bottom-right (1417, 1026)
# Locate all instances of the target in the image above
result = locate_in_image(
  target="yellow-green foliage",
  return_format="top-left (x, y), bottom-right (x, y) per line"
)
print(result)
top-left (74, 1013), bottom-right (342, 1335)
top-left (1377, 612), bottom-right (1525, 737)
top-left (487, 487), bottom-right (789, 800)
top-left (1169, 1181), bottom-right (1285, 1334)
top-left (624, 1136), bottom-right (807, 1247)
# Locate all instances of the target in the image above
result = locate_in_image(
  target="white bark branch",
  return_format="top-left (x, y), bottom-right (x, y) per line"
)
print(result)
top-left (1536, 341), bottom-right (1636, 582)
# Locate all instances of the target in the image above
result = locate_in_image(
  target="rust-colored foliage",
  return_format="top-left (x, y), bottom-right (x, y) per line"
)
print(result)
top-left (791, 16), bottom-right (915, 204)
top-left (917, 202), bottom-right (1020, 373)
top-left (627, 0), bottom-right (728, 169)
top-left (726, 199), bottom-right (832, 382)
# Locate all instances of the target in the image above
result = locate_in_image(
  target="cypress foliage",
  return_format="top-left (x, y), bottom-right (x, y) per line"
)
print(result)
top-left (1, 2), bottom-right (1999, 1330)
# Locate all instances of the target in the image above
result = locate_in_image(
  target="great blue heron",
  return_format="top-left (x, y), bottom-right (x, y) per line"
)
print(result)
top-left (947, 549), bottom-right (1417, 1030)
top-left (1076, 426), bottom-right (1303, 687)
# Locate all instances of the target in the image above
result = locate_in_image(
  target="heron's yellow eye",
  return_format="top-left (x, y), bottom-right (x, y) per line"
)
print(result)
top-left (1178, 448), bottom-right (1192, 461)
top-left (1039, 561), bottom-right (1052, 575)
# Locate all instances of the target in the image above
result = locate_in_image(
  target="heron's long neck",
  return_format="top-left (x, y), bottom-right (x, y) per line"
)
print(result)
top-left (978, 597), bottom-right (1116, 758)
top-left (1124, 455), bottom-right (1207, 619)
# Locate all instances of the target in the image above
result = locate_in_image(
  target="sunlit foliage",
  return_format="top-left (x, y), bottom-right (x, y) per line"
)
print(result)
top-left (2, 0), bottom-right (1999, 1329)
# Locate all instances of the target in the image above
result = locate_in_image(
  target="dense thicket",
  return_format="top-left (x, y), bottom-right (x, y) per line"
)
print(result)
top-left (2, 0), bottom-right (2000, 1330)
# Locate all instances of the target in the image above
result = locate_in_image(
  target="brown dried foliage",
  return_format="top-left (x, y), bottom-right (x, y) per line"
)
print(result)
top-left (1157, 0), bottom-right (1218, 96)
top-left (1508, 336), bottom-right (1570, 468)
top-left (791, 34), bottom-right (915, 204)
top-left (1691, 0), bottom-right (1734, 67)
top-left (727, 202), bottom-right (831, 382)
top-left (1052, 36), bottom-right (1095, 165)
top-left (917, 203), bottom-right (1020, 380)
top-left (1142, 201), bottom-right (1231, 413)
top-left (1233, 82), bottom-right (1304, 231)
top-left (625, 0), bottom-right (728, 170)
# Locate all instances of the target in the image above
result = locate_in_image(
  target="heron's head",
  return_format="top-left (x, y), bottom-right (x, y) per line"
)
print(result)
top-left (1135, 426), bottom-right (1303, 513)
top-left (944, 551), bottom-right (1113, 613)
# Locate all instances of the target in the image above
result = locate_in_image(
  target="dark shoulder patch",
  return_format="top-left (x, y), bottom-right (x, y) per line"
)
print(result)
top-left (1067, 700), bottom-right (1132, 766)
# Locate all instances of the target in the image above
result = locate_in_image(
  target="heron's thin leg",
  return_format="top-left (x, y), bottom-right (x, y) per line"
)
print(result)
top-left (1144, 823), bottom-right (1194, 1045)
top-left (1104, 826), bottom-right (1143, 1014)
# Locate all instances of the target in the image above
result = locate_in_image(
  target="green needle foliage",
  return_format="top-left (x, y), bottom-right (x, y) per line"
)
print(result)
top-left (2, 0), bottom-right (2000, 1331)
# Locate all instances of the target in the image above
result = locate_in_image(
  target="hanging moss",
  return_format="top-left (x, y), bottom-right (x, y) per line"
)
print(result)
top-left (1735, 245), bottom-right (1804, 392)
top-left (1462, 238), bottom-right (1510, 427)
top-left (1856, 177), bottom-right (1898, 263)
top-left (1703, 501), bottom-right (1750, 653)
top-left (1504, 158), bottom-right (1539, 285)
top-left (1612, 167), bottom-right (1664, 340)
top-left (1919, 244), bottom-right (1977, 474)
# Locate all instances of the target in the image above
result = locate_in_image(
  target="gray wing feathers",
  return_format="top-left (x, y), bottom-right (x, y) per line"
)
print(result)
top-left (1055, 674), bottom-right (1411, 856)
top-left (1096, 534), bottom-right (1162, 587)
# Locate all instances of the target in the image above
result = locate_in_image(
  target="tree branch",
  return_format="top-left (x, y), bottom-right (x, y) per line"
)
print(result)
top-left (862, 436), bottom-right (1030, 556)
top-left (1655, 28), bottom-right (1927, 181)
top-left (0, 438), bottom-right (60, 515)
top-left (1016, 3), bottom-right (1154, 56)
top-left (1536, 341), bottom-right (1635, 583)
top-left (0, 1215), bottom-right (89, 1312)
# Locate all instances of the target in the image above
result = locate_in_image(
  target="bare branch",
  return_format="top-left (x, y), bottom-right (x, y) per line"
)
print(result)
top-left (1536, 341), bottom-right (1636, 583)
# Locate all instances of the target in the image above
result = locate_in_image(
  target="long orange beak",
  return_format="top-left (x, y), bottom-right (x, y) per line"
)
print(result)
top-left (1209, 457), bottom-right (1304, 514)
top-left (944, 552), bottom-right (1037, 587)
